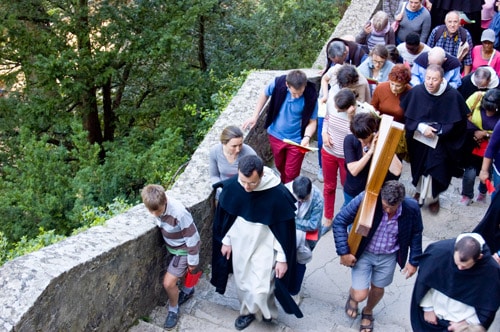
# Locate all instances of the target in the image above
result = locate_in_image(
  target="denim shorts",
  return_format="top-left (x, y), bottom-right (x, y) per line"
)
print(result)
top-left (167, 254), bottom-right (188, 278)
top-left (351, 251), bottom-right (397, 290)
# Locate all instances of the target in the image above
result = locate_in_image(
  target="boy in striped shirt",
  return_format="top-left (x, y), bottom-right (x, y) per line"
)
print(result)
top-left (141, 184), bottom-right (201, 330)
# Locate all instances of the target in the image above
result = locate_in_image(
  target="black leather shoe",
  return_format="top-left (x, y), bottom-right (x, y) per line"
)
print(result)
top-left (178, 289), bottom-right (194, 305)
top-left (164, 311), bottom-right (179, 330)
top-left (429, 200), bottom-right (440, 214)
top-left (263, 317), bottom-right (272, 322)
top-left (235, 314), bottom-right (255, 330)
top-left (413, 192), bottom-right (423, 207)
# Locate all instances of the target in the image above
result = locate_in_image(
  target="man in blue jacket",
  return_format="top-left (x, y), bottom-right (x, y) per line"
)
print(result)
top-left (333, 180), bottom-right (423, 332)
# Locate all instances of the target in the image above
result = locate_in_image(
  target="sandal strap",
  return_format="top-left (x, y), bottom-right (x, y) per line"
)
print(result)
top-left (361, 312), bottom-right (374, 321)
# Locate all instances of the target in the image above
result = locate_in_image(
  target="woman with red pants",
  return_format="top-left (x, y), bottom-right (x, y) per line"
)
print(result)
top-left (320, 88), bottom-right (357, 235)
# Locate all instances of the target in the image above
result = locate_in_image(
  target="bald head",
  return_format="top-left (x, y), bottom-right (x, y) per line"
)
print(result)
top-left (428, 47), bottom-right (446, 65)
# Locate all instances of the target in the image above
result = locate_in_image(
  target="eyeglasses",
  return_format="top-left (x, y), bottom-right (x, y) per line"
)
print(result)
top-left (240, 180), bottom-right (259, 187)
top-left (372, 59), bottom-right (385, 65)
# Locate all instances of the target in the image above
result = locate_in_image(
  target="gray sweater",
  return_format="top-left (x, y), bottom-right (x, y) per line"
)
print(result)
top-left (209, 143), bottom-right (256, 185)
top-left (396, 6), bottom-right (431, 43)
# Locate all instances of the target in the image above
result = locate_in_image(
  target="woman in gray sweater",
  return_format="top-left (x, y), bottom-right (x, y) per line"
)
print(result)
top-left (395, 0), bottom-right (431, 44)
top-left (209, 125), bottom-right (256, 198)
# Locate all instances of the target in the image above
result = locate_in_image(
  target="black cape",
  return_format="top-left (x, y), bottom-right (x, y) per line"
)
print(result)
top-left (413, 52), bottom-right (461, 73)
top-left (210, 174), bottom-right (303, 318)
top-left (410, 239), bottom-right (500, 331)
top-left (473, 193), bottom-right (500, 254)
top-left (401, 83), bottom-right (468, 196)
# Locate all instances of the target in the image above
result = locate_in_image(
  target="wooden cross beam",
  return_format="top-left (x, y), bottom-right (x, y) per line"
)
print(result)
top-left (347, 115), bottom-right (404, 255)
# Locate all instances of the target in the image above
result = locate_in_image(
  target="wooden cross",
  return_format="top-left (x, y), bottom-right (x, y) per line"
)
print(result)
top-left (347, 114), bottom-right (404, 255)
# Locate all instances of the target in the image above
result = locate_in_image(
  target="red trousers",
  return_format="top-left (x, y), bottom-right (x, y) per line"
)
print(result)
top-left (321, 148), bottom-right (346, 219)
top-left (268, 134), bottom-right (306, 184)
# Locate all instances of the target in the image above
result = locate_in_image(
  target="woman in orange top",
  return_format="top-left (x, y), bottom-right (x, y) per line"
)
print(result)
top-left (371, 64), bottom-right (412, 160)
top-left (371, 64), bottom-right (412, 123)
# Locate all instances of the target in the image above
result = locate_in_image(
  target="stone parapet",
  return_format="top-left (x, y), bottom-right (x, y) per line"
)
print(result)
top-left (0, 205), bottom-right (166, 331)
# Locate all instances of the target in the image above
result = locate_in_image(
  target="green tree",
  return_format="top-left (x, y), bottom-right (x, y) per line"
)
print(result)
top-left (0, 0), bottom-right (346, 250)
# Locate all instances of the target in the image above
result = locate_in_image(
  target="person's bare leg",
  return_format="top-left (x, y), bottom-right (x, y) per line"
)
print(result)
top-left (346, 287), bottom-right (368, 318)
top-left (163, 272), bottom-right (179, 307)
top-left (360, 284), bottom-right (384, 332)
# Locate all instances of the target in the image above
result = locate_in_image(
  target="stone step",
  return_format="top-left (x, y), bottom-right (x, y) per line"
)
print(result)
top-left (129, 274), bottom-right (361, 332)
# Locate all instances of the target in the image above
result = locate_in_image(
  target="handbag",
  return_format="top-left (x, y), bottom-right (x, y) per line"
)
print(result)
top-left (472, 140), bottom-right (488, 157)
top-left (391, 2), bottom-right (407, 32)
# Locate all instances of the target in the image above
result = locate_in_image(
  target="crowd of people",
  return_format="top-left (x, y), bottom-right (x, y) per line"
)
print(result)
top-left (139, 1), bottom-right (500, 331)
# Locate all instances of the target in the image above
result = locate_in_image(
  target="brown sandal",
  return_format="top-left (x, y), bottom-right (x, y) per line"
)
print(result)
top-left (344, 295), bottom-right (359, 319)
top-left (360, 308), bottom-right (374, 332)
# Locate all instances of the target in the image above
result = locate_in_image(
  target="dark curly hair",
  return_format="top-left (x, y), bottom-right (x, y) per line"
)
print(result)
top-left (482, 89), bottom-right (500, 112)
top-left (350, 112), bottom-right (380, 139)
top-left (337, 64), bottom-right (359, 88)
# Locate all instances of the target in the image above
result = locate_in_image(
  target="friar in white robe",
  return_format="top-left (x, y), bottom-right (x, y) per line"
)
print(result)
top-left (211, 155), bottom-right (302, 328)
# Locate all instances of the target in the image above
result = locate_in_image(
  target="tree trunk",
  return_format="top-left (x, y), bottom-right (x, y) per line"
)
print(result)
top-left (75, 0), bottom-right (104, 149)
top-left (102, 79), bottom-right (115, 142)
top-left (197, 16), bottom-right (208, 72)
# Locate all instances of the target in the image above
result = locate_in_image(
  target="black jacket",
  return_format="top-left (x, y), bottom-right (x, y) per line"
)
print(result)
top-left (410, 238), bottom-right (500, 330)
top-left (210, 174), bottom-right (303, 318)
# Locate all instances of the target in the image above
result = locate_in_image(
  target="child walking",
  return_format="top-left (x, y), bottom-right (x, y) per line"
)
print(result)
top-left (141, 184), bottom-right (201, 330)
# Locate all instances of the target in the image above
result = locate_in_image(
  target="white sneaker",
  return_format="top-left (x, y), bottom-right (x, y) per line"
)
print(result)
top-left (476, 193), bottom-right (487, 203)
top-left (459, 195), bottom-right (472, 206)
top-left (317, 168), bottom-right (324, 182)
top-left (292, 293), bottom-right (303, 305)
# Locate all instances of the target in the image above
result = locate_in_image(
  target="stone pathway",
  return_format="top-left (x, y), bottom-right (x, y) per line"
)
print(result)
top-left (129, 144), bottom-right (500, 331)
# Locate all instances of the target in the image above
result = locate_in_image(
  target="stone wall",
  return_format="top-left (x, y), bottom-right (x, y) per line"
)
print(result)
top-left (0, 1), bottom-right (381, 330)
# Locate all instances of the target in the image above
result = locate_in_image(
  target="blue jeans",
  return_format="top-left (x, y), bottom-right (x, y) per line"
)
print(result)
top-left (317, 117), bottom-right (324, 168)
top-left (343, 191), bottom-right (354, 208)
top-left (461, 166), bottom-right (486, 199)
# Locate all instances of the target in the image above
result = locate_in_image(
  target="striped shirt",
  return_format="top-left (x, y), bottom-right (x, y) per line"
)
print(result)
top-left (366, 204), bottom-right (401, 254)
top-left (156, 196), bottom-right (201, 266)
top-left (322, 109), bottom-right (351, 157)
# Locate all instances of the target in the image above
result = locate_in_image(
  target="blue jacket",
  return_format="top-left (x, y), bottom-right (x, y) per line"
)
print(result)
top-left (293, 185), bottom-right (323, 250)
top-left (410, 51), bottom-right (462, 88)
top-left (333, 191), bottom-right (423, 269)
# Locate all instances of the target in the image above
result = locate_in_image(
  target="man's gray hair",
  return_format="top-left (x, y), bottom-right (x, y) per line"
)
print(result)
top-left (327, 41), bottom-right (347, 60)
top-left (428, 46), bottom-right (446, 65)
top-left (292, 176), bottom-right (312, 200)
top-left (380, 180), bottom-right (406, 206)
top-left (426, 63), bottom-right (444, 78)
top-left (472, 66), bottom-right (492, 86)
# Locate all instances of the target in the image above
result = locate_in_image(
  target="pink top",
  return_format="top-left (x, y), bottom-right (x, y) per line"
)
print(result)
top-left (482, 0), bottom-right (496, 28)
top-left (471, 45), bottom-right (500, 76)
top-left (482, 0), bottom-right (496, 19)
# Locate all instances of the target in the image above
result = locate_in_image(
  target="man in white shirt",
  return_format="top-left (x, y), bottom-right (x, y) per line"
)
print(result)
top-left (397, 32), bottom-right (431, 67)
